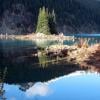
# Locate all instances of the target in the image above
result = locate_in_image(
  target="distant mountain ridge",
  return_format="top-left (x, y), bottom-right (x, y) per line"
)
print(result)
top-left (0, 0), bottom-right (100, 34)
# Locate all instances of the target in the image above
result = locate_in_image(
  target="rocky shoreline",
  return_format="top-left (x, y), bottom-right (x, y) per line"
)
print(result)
top-left (0, 33), bottom-right (74, 41)
top-left (44, 44), bottom-right (100, 71)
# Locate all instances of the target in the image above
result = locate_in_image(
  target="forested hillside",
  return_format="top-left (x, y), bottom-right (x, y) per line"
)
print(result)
top-left (0, 0), bottom-right (100, 34)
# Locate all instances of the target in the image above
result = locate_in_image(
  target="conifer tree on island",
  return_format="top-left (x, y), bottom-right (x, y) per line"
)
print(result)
top-left (48, 10), bottom-right (57, 34)
top-left (36, 7), bottom-right (50, 35)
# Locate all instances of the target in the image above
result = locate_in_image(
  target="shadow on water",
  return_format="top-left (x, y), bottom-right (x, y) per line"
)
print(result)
top-left (0, 44), bottom-right (82, 84)
top-left (0, 53), bottom-right (81, 84)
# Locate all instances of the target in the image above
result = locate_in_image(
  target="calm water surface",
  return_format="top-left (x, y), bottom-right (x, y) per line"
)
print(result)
top-left (2, 71), bottom-right (100, 100)
top-left (0, 34), bottom-right (100, 100)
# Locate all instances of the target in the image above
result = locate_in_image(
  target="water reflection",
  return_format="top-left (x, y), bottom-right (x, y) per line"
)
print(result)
top-left (0, 35), bottom-right (100, 99)
top-left (0, 67), bottom-right (7, 100)
top-left (0, 35), bottom-right (100, 82)
top-left (35, 39), bottom-right (62, 48)
top-left (2, 71), bottom-right (100, 100)
top-left (25, 82), bottom-right (51, 97)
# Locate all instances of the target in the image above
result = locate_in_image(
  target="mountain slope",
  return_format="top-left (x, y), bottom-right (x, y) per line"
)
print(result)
top-left (0, 0), bottom-right (100, 34)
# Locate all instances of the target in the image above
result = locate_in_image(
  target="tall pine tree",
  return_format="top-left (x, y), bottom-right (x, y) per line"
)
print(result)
top-left (36, 7), bottom-right (50, 35)
top-left (48, 10), bottom-right (57, 34)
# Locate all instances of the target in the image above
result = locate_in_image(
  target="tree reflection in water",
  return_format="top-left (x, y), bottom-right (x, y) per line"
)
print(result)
top-left (38, 49), bottom-right (49, 68)
top-left (0, 37), bottom-right (100, 99)
top-left (0, 67), bottom-right (7, 100)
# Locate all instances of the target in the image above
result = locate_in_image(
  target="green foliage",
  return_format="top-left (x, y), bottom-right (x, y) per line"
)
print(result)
top-left (48, 10), bottom-right (57, 34)
top-left (36, 7), bottom-right (57, 35)
top-left (36, 7), bottom-right (50, 35)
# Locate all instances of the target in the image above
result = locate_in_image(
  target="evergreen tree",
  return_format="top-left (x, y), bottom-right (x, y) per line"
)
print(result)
top-left (36, 7), bottom-right (50, 35)
top-left (48, 10), bottom-right (57, 34)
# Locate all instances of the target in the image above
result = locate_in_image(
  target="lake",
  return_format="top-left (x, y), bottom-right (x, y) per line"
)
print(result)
top-left (2, 71), bottom-right (100, 100)
top-left (0, 34), bottom-right (100, 100)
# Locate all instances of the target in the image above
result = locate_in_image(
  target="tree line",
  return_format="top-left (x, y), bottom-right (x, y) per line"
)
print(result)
top-left (0, 0), bottom-right (100, 33)
top-left (36, 7), bottom-right (57, 35)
